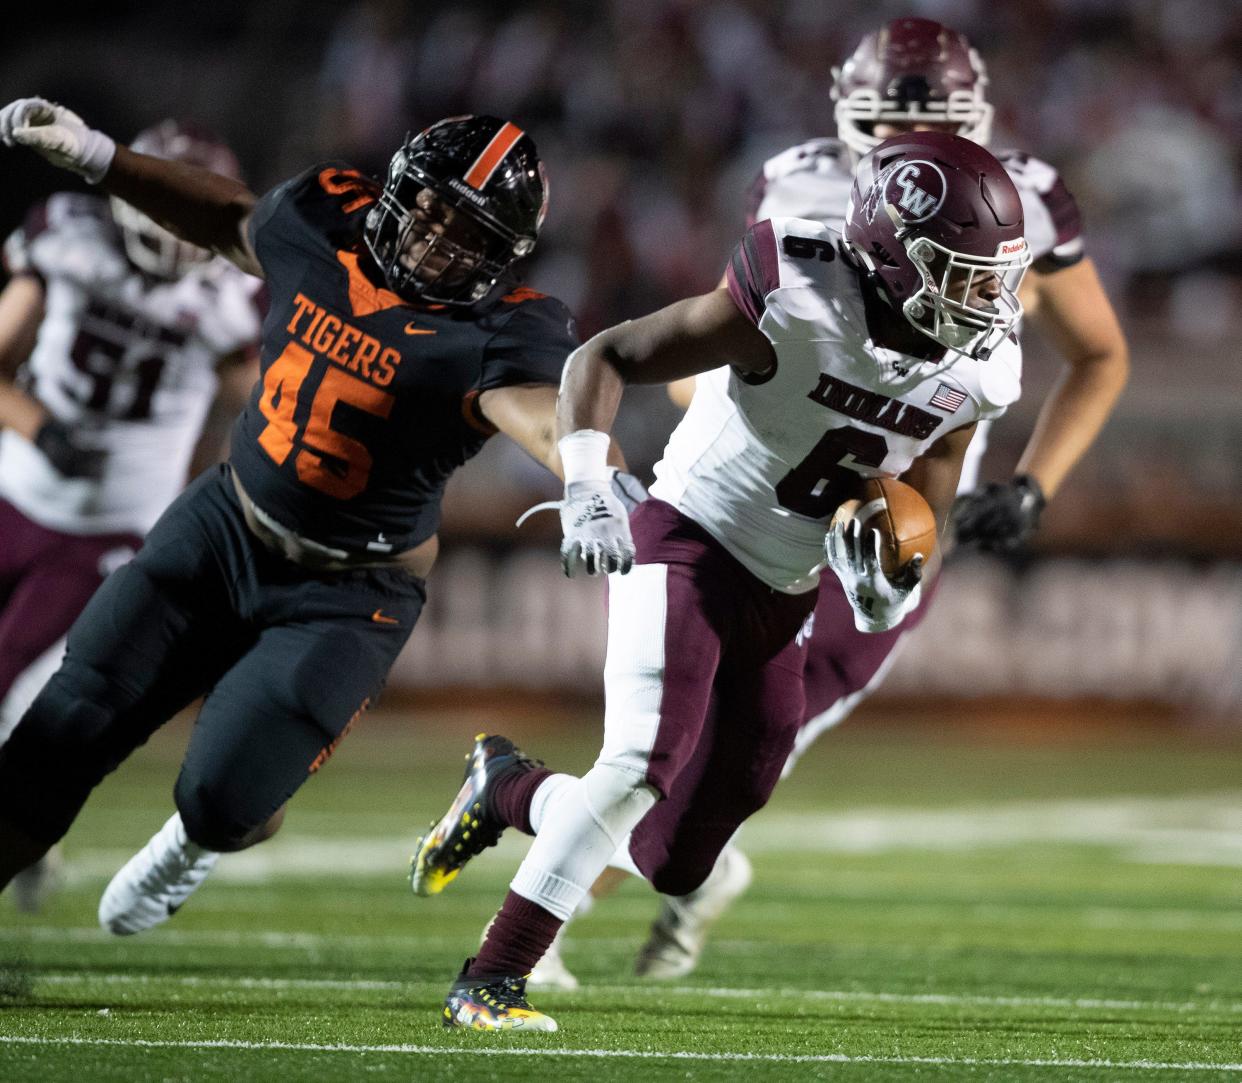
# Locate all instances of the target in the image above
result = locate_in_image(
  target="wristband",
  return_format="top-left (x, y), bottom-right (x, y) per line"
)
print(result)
top-left (558, 429), bottom-right (610, 487)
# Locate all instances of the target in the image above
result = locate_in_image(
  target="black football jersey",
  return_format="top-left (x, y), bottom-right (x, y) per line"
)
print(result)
top-left (229, 162), bottom-right (576, 554)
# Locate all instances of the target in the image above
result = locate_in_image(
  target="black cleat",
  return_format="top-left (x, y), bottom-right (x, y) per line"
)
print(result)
top-left (442, 958), bottom-right (558, 1031)
top-left (410, 733), bottom-right (540, 897)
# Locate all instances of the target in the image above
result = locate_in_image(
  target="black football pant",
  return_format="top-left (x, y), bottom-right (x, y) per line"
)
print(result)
top-left (0, 466), bottom-right (424, 851)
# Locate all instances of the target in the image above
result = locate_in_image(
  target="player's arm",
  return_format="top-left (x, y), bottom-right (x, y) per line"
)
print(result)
top-left (559, 287), bottom-right (773, 436)
top-left (105, 145), bottom-right (260, 276)
top-left (0, 97), bottom-right (261, 277)
top-left (0, 274), bottom-right (46, 439)
top-left (554, 287), bottom-right (773, 577)
top-left (476, 382), bottom-right (627, 480)
top-left (1016, 258), bottom-right (1128, 496)
top-left (0, 272), bottom-right (103, 478)
top-left (954, 260), bottom-right (1128, 552)
top-left (899, 421), bottom-right (978, 582)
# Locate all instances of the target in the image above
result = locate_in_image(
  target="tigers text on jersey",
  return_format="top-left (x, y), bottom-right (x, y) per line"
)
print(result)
top-left (649, 217), bottom-right (1021, 595)
top-left (745, 135), bottom-right (1081, 492)
top-left (0, 193), bottom-right (262, 535)
top-left (230, 162), bottom-right (575, 555)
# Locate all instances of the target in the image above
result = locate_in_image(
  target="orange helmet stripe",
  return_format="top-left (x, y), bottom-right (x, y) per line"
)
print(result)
top-left (462, 122), bottom-right (525, 190)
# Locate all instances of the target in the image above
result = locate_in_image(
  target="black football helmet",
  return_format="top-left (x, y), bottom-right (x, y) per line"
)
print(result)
top-left (113, 119), bottom-right (242, 278)
top-left (364, 115), bottom-right (548, 305)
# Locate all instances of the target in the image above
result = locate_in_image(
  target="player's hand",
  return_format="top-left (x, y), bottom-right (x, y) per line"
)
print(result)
top-left (33, 418), bottom-right (105, 479)
top-left (0, 97), bottom-right (116, 183)
top-left (951, 474), bottom-right (1045, 553)
top-left (825, 516), bottom-right (923, 633)
top-left (559, 480), bottom-right (635, 577)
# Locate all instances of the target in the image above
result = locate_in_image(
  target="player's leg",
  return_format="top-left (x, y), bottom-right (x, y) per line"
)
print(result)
top-left (98, 563), bottom-right (425, 933)
top-left (0, 471), bottom-right (247, 889)
top-left (3, 639), bottom-right (66, 912)
top-left (431, 555), bottom-right (726, 1030)
top-left (628, 595), bottom-right (810, 977)
top-left (0, 525), bottom-right (138, 711)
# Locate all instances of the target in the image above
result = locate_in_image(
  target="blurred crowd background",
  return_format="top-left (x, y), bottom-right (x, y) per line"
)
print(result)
top-left (4, 1), bottom-right (1241, 713)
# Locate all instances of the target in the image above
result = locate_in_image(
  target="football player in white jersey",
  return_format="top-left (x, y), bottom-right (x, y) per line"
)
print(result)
top-left (502, 17), bottom-right (1130, 993)
top-left (0, 119), bottom-right (262, 909)
top-left (580, 16), bottom-right (1131, 985)
top-left (412, 131), bottom-right (1032, 1031)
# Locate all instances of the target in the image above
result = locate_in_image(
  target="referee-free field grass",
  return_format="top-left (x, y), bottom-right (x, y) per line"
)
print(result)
top-left (2, 705), bottom-right (1242, 1081)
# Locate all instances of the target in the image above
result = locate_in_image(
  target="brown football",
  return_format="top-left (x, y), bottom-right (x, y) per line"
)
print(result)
top-left (830, 477), bottom-right (938, 577)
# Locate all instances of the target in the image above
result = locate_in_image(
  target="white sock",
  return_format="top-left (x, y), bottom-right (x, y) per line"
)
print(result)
top-left (529, 772), bottom-right (577, 835)
top-left (511, 763), bottom-right (656, 920)
top-left (606, 830), bottom-right (643, 878)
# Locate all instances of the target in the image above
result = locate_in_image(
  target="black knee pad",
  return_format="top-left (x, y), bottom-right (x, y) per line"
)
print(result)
top-left (174, 775), bottom-right (257, 852)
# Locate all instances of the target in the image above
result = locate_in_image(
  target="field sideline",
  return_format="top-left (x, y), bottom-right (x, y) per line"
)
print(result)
top-left (2, 708), bottom-right (1241, 1081)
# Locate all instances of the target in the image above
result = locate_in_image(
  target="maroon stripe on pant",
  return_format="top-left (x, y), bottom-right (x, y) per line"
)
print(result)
top-left (624, 499), bottom-right (815, 894)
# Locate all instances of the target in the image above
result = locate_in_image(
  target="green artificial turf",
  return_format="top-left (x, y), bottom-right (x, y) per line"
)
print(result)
top-left (2, 710), bottom-right (1241, 1081)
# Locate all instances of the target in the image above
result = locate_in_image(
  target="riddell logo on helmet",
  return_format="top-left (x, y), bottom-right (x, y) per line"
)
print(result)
top-left (446, 177), bottom-right (489, 207)
top-left (996, 238), bottom-right (1028, 256)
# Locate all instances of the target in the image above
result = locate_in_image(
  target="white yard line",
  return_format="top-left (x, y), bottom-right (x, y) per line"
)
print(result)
top-left (1, 1035), bottom-right (1240, 1073)
top-left (23, 969), bottom-right (1242, 1016)
top-left (57, 791), bottom-right (1242, 884)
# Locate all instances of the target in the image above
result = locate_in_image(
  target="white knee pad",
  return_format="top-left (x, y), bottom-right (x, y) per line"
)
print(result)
top-left (511, 762), bottom-right (657, 920)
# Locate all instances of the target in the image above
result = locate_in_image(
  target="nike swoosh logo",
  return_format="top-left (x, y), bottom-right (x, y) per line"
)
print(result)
top-left (404, 322), bottom-right (437, 335)
top-left (371, 609), bottom-right (399, 625)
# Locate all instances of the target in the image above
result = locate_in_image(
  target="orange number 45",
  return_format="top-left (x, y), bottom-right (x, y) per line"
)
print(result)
top-left (257, 341), bottom-right (395, 499)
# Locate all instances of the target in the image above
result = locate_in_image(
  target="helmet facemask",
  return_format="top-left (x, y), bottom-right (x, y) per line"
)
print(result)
top-left (833, 81), bottom-right (994, 159)
top-left (365, 147), bottom-right (536, 306)
top-left (899, 230), bottom-right (1030, 360)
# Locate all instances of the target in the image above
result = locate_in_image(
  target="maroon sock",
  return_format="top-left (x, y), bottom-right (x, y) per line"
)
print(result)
top-left (488, 765), bottom-right (551, 835)
top-left (468, 890), bottom-right (563, 978)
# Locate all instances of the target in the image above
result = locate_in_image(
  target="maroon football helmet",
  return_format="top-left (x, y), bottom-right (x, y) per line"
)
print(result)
top-left (832, 18), bottom-right (992, 158)
top-left (844, 131), bottom-right (1030, 360)
top-left (113, 119), bottom-right (242, 278)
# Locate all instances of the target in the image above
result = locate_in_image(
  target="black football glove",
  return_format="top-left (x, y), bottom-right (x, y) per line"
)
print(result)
top-left (33, 418), bottom-right (105, 479)
top-left (951, 474), bottom-right (1045, 553)
top-left (609, 468), bottom-right (649, 514)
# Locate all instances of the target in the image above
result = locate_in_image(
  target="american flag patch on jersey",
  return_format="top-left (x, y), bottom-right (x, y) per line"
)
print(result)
top-left (929, 383), bottom-right (968, 413)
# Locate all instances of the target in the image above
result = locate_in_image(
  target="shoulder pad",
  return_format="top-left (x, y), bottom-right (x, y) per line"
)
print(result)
top-left (763, 138), bottom-right (850, 183)
top-left (996, 148), bottom-right (1084, 266)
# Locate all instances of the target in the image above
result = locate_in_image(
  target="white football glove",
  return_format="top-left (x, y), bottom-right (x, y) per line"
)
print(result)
top-left (559, 479), bottom-right (635, 577)
top-left (0, 97), bottom-right (115, 183)
top-left (825, 517), bottom-right (924, 633)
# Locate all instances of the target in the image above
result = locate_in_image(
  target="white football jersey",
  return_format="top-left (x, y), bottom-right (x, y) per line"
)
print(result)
top-left (747, 137), bottom-right (1083, 492)
top-left (0, 194), bottom-right (263, 534)
top-left (650, 217), bottom-right (1022, 594)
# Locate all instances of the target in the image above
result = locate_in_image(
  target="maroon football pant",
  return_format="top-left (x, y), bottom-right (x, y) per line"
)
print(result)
top-left (608, 500), bottom-right (816, 896)
top-left (0, 499), bottom-right (139, 707)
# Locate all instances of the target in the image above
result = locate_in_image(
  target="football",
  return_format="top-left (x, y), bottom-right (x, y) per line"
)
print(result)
top-left (830, 477), bottom-right (938, 577)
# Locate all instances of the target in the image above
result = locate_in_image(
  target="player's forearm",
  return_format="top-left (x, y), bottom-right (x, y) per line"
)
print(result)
top-left (1014, 345), bottom-right (1128, 498)
top-left (556, 340), bottom-right (627, 439)
top-left (104, 145), bottom-right (257, 266)
top-left (0, 381), bottom-right (48, 440)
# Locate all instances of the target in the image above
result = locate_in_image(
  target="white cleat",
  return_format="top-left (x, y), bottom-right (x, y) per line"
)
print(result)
top-left (527, 924), bottom-right (580, 991)
top-left (98, 813), bottom-right (219, 935)
top-left (635, 845), bottom-right (753, 980)
top-left (11, 845), bottom-right (64, 913)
